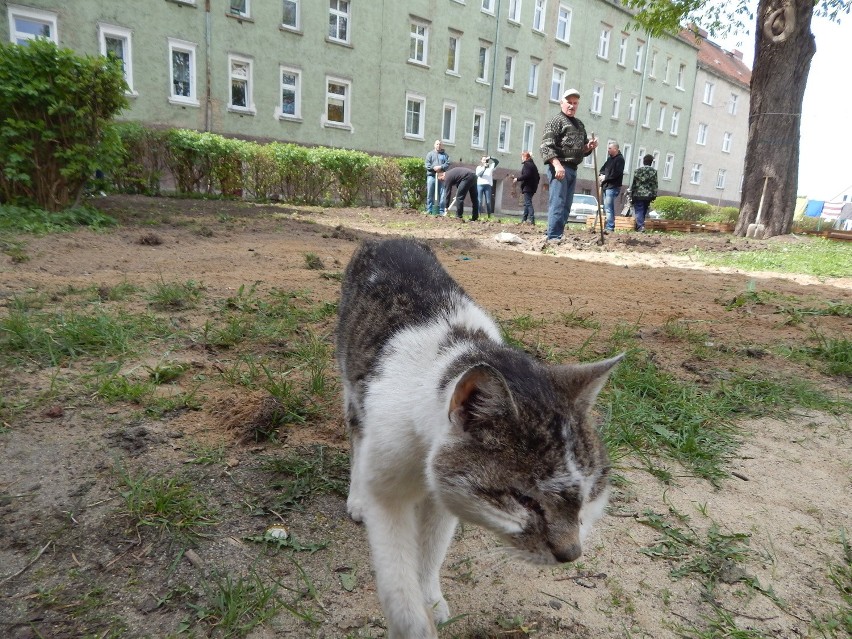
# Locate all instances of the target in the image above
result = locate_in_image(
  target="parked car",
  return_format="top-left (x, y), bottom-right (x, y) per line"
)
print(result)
top-left (568, 194), bottom-right (599, 222)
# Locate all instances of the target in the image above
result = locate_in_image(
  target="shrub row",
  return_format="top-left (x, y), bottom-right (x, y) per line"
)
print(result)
top-left (110, 123), bottom-right (426, 209)
top-left (652, 196), bottom-right (739, 223)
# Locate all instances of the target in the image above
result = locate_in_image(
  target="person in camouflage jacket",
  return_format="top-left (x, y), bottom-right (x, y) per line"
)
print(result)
top-left (630, 154), bottom-right (658, 232)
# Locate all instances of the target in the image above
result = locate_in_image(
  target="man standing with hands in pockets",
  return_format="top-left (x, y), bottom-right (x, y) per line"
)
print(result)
top-left (540, 88), bottom-right (598, 241)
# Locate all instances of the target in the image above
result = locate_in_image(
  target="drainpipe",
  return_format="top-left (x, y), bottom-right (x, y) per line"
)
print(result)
top-left (485, 0), bottom-right (503, 154)
top-left (204, 0), bottom-right (212, 132)
top-left (630, 34), bottom-right (651, 174)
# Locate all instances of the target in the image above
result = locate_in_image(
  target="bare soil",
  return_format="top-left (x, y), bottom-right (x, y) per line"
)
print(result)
top-left (1, 195), bottom-right (850, 639)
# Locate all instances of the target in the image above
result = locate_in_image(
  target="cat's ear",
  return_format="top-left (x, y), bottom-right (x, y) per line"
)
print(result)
top-left (448, 363), bottom-right (518, 432)
top-left (552, 353), bottom-right (624, 411)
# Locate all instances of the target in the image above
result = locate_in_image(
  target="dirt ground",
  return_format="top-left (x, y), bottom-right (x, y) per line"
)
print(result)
top-left (1, 195), bottom-right (850, 639)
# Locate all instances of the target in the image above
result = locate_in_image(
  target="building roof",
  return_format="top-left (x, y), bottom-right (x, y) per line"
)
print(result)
top-left (681, 28), bottom-right (752, 90)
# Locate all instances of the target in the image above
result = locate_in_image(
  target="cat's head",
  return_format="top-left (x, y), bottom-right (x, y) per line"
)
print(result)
top-left (430, 353), bottom-right (622, 565)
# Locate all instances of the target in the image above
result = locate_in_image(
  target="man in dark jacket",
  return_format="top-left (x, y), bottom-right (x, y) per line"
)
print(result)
top-left (439, 166), bottom-right (479, 221)
top-left (514, 151), bottom-right (540, 224)
top-left (598, 142), bottom-right (625, 233)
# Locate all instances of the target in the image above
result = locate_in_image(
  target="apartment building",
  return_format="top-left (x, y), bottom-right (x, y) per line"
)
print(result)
top-left (3, 1), bottom-right (744, 210)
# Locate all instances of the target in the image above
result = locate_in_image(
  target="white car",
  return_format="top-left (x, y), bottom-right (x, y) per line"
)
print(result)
top-left (568, 194), bottom-right (599, 221)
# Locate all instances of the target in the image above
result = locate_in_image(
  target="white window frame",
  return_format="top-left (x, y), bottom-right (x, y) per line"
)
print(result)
top-left (508, 0), bottom-right (522, 23)
top-left (670, 109), bottom-right (680, 135)
top-left (556, 4), bottom-right (572, 43)
top-left (634, 40), bottom-right (645, 73)
top-left (447, 32), bottom-right (461, 75)
top-left (703, 81), bottom-right (715, 105)
top-left (328, 0), bottom-right (350, 45)
top-left (697, 122), bottom-right (708, 145)
top-left (598, 27), bottom-right (611, 59)
top-left (442, 101), bottom-right (457, 144)
top-left (533, 0), bottom-right (546, 32)
top-left (583, 154), bottom-right (593, 168)
top-left (278, 65), bottom-right (301, 120)
top-left (477, 41), bottom-right (491, 83)
top-left (98, 23), bottom-right (135, 95)
top-left (611, 90), bottom-right (620, 119)
top-left (618, 34), bottom-right (628, 66)
top-left (550, 66), bottom-right (565, 102)
top-left (498, 115), bottom-right (511, 152)
top-left (636, 147), bottom-right (646, 169)
top-left (716, 169), bottom-right (727, 189)
top-left (7, 4), bottom-right (58, 44)
top-left (481, 0), bottom-right (496, 15)
top-left (642, 97), bottom-right (652, 128)
top-left (663, 153), bottom-right (674, 180)
top-left (722, 131), bottom-right (732, 153)
top-left (690, 163), bottom-right (702, 185)
top-left (167, 38), bottom-right (199, 106)
top-left (622, 143), bottom-right (632, 174)
top-left (728, 93), bottom-right (739, 115)
top-left (657, 103), bottom-right (666, 131)
top-left (471, 108), bottom-right (486, 149)
top-left (652, 150), bottom-right (660, 170)
top-left (676, 63), bottom-right (685, 90)
top-left (528, 58), bottom-right (540, 96)
top-left (404, 92), bottom-right (426, 140)
top-left (627, 95), bottom-right (637, 123)
top-left (663, 57), bottom-right (671, 84)
top-left (228, 54), bottom-right (255, 114)
top-left (591, 83), bottom-right (604, 115)
top-left (282, 0), bottom-right (300, 31)
top-left (409, 20), bottom-right (429, 66)
top-left (649, 49), bottom-right (658, 78)
top-left (229, 0), bottom-right (250, 18)
top-left (324, 76), bottom-right (352, 129)
top-left (504, 51), bottom-right (517, 89)
top-left (522, 120), bottom-right (535, 153)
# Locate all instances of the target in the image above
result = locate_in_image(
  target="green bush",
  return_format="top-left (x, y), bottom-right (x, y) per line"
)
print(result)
top-left (653, 196), bottom-right (713, 221)
top-left (112, 123), bottom-right (168, 195)
top-left (699, 206), bottom-right (740, 224)
top-left (0, 39), bottom-right (128, 210)
top-left (397, 157), bottom-right (426, 210)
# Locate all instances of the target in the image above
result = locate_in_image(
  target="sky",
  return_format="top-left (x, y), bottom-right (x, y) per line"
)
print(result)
top-left (725, 16), bottom-right (852, 202)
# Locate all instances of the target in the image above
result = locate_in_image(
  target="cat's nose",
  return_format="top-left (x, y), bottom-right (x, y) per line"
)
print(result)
top-left (553, 544), bottom-right (582, 563)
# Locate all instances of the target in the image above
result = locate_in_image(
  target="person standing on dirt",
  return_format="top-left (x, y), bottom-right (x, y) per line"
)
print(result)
top-left (514, 151), bottom-right (540, 225)
top-left (630, 154), bottom-right (658, 232)
top-left (475, 156), bottom-right (500, 219)
top-left (540, 88), bottom-right (598, 241)
top-left (599, 142), bottom-right (625, 233)
top-left (439, 166), bottom-right (479, 221)
top-left (425, 140), bottom-right (450, 215)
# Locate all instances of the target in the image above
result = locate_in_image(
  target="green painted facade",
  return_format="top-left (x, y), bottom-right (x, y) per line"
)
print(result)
top-left (3, 0), bottom-right (728, 207)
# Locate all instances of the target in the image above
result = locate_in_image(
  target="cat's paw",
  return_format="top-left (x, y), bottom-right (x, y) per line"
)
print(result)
top-left (346, 498), bottom-right (365, 523)
top-left (429, 597), bottom-right (450, 624)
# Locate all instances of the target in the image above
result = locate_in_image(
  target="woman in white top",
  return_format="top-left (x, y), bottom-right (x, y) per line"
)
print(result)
top-left (475, 156), bottom-right (499, 219)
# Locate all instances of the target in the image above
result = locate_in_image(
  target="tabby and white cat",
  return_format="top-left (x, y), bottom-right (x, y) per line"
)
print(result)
top-left (336, 238), bottom-right (620, 639)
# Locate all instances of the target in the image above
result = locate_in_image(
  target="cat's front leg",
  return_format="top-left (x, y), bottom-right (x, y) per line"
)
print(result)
top-left (417, 499), bottom-right (458, 624)
top-left (364, 501), bottom-right (439, 639)
top-left (345, 409), bottom-right (367, 522)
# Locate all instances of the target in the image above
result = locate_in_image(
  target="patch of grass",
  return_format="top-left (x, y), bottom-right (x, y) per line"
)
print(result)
top-left (148, 278), bottom-right (204, 311)
top-left (261, 445), bottom-right (349, 512)
top-left (0, 203), bottom-right (117, 233)
top-left (186, 440), bottom-right (226, 466)
top-left (1, 237), bottom-right (29, 262)
top-left (559, 308), bottom-right (600, 329)
top-left (304, 252), bottom-right (325, 270)
top-left (692, 238), bottom-right (852, 278)
top-left (146, 360), bottom-right (190, 384)
top-left (678, 606), bottom-right (771, 639)
top-left (812, 529), bottom-right (852, 638)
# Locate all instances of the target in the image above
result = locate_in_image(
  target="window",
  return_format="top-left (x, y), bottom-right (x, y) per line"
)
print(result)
top-left (523, 121), bottom-right (535, 152)
top-left (409, 20), bottom-right (429, 65)
top-left (168, 38), bottom-right (198, 105)
top-left (447, 32), bottom-right (460, 74)
top-left (477, 42), bottom-right (491, 82)
top-left (663, 153), bottom-right (674, 180)
top-left (504, 51), bottom-right (516, 88)
top-left (472, 109), bottom-right (486, 148)
top-left (703, 81), bottom-right (715, 105)
top-left (627, 95), bottom-right (637, 123)
top-left (598, 27), bottom-right (611, 59)
top-left (642, 97), bottom-right (652, 128)
top-left (622, 144), bottom-right (632, 173)
top-left (508, 0), bottom-right (522, 22)
top-left (670, 109), bottom-right (680, 135)
top-left (228, 55), bottom-right (254, 113)
top-left (279, 65), bottom-right (301, 119)
top-left (697, 122), bottom-right (708, 145)
top-left (618, 34), bottom-right (628, 66)
top-left (716, 169), bottom-right (727, 189)
top-left (611, 90), bottom-right (620, 119)
top-left (583, 154), bottom-right (593, 168)
top-left (442, 101), bottom-right (457, 143)
top-left (649, 49), bottom-right (658, 77)
top-left (636, 147), bottom-right (646, 169)
top-left (324, 76), bottom-right (351, 127)
top-left (663, 57), bottom-right (671, 84)
top-left (528, 59), bottom-right (540, 95)
top-left (328, 0), bottom-right (349, 44)
top-left (482, 0), bottom-right (496, 14)
top-left (657, 103), bottom-right (666, 131)
top-left (728, 93), bottom-right (739, 115)
top-left (498, 115), bottom-right (511, 152)
top-left (229, 0), bottom-right (249, 18)
top-left (591, 83), bottom-right (604, 115)
top-left (690, 163), bottom-right (702, 184)
top-left (722, 131), bottom-right (732, 153)
top-left (556, 4), bottom-right (572, 43)
top-left (676, 63), bottom-right (685, 89)
top-left (550, 66), bottom-right (565, 101)
top-left (98, 24), bottom-right (135, 94)
top-left (533, 0), bottom-right (546, 32)
top-left (8, 5), bottom-right (58, 44)
top-left (282, 0), bottom-right (300, 30)
top-left (652, 150), bottom-right (659, 169)
top-left (405, 93), bottom-right (425, 139)
top-left (634, 40), bottom-right (645, 72)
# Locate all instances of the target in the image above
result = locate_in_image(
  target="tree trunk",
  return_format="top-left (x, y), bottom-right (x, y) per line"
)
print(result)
top-left (735, 0), bottom-right (816, 237)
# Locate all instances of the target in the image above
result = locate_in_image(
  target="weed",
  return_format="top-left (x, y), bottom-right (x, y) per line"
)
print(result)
top-left (186, 440), bottom-right (226, 465)
top-left (1, 238), bottom-right (29, 262)
top-left (304, 252), bottom-right (325, 270)
top-left (262, 445), bottom-right (349, 512)
top-left (243, 528), bottom-right (328, 554)
top-left (146, 360), bottom-right (190, 384)
top-left (148, 278), bottom-right (203, 311)
top-left (812, 529), bottom-right (852, 638)
top-left (560, 308), bottom-right (600, 329)
top-left (189, 569), bottom-right (284, 638)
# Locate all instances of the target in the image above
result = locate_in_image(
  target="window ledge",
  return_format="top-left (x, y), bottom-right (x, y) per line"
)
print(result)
top-left (225, 13), bottom-right (254, 23)
top-left (404, 134), bottom-right (425, 142)
top-left (278, 114), bottom-right (302, 122)
top-left (407, 60), bottom-right (430, 70)
top-left (168, 97), bottom-right (200, 107)
top-left (228, 106), bottom-right (256, 116)
top-left (323, 121), bottom-right (353, 131)
top-left (165, 0), bottom-right (197, 7)
top-left (502, 86), bottom-right (515, 93)
top-left (326, 37), bottom-right (353, 48)
top-left (446, 70), bottom-right (460, 77)
top-left (475, 78), bottom-right (490, 86)
top-left (280, 25), bottom-right (302, 35)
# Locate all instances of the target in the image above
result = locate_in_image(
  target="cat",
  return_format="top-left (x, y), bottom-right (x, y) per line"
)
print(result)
top-left (336, 238), bottom-right (621, 639)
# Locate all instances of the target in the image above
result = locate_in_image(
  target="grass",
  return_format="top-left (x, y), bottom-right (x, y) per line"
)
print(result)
top-left (813, 529), bottom-right (852, 638)
top-left (261, 445), bottom-right (349, 512)
top-left (691, 237), bottom-right (852, 278)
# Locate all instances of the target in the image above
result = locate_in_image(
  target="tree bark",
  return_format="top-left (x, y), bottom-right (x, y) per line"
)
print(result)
top-left (735, 0), bottom-right (816, 237)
